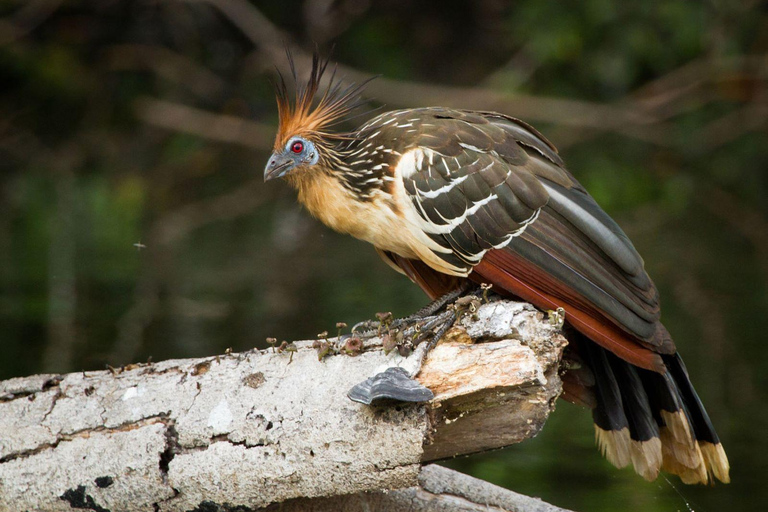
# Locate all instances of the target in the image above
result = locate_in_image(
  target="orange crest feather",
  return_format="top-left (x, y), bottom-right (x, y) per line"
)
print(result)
top-left (273, 51), bottom-right (372, 151)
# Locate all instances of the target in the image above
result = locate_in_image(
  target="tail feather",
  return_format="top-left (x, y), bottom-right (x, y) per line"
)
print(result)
top-left (608, 355), bottom-right (662, 481)
top-left (663, 353), bottom-right (730, 484)
top-left (583, 342), bottom-right (632, 469)
top-left (577, 339), bottom-right (730, 484)
top-left (639, 370), bottom-right (709, 483)
top-left (700, 442), bottom-right (730, 484)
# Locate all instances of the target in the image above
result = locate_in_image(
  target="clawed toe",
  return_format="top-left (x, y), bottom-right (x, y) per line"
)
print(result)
top-left (350, 285), bottom-right (491, 355)
top-left (345, 285), bottom-right (495, 405)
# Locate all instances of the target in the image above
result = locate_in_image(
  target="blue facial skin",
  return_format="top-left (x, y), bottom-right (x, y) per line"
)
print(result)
top-left (264, 137), bottom-right (319, 181)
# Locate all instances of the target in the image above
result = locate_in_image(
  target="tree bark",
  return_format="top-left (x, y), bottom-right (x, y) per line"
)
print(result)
top-left (265, 464), bottom-right (573, 512)
top-left (0, 300), bottom-right (568, 511)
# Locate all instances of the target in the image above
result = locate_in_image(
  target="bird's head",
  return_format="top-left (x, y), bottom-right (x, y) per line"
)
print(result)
top-left (264, 52), bottom-right (369, 182)
top-left (264, 135), bottom-right (321, 181)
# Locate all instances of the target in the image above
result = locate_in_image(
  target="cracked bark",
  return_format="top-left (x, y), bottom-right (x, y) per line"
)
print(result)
top-left (0, 300), bottom-right (570, 512)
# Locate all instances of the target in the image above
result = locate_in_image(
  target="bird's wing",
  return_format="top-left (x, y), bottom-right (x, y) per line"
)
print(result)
top-left (391, 108), bottom-right (670, 370)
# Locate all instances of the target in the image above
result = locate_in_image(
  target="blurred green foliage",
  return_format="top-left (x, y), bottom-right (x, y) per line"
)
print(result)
top-left (1, 0), bottom-right (766, 510)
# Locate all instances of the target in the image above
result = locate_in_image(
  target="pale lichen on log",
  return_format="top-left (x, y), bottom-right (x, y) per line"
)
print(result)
top-left (0, 300), bottom-right (568, 511)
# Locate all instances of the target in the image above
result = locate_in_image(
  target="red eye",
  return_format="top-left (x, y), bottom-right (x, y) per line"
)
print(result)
top-left (291, 141), bottom-right (304, 153)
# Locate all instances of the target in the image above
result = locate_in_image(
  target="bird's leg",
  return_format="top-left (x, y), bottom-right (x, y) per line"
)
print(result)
top-left (347, 283), bottom-right (489, 405)
top-left (398, 284), bottom-right (470, 323)
top-left (350, 282), bottom-right (471, 341)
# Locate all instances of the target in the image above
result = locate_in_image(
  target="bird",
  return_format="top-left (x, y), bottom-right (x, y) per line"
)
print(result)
top-left (263, 52), bottom-right (730, 485)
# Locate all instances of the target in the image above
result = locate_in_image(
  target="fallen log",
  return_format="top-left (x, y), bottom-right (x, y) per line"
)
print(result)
top-left (0, 300), bottom-right (568, 511)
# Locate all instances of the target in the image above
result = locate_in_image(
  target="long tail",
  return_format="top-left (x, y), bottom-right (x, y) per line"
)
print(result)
top-left (573, 339), bottom-right (730, 484)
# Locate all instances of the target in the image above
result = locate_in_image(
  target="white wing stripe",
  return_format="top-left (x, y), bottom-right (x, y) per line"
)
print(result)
top-left (491, 208), bottom-right (541, 249)
top-left (427, 194), bottom-right (498, 233)
top-left (415, 174), bottom-right (469, 199)
top-left (458, 142), bottom-right (484, 153)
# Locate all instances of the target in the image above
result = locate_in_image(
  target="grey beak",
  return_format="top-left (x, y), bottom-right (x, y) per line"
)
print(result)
top-left (264, 155), bottom-right (294, 182)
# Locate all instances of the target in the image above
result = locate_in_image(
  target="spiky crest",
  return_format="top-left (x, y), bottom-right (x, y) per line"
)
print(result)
top-left (273, 50), bottom-right (372, 152)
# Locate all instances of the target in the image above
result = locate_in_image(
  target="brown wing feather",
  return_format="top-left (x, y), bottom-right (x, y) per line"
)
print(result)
top-left (473, 250), bottom-right (666, 372)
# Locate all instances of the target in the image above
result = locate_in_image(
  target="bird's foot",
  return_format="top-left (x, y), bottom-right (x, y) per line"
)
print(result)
top-left (348, 283), bottom-right (479, 356)
top-left (347, 283), bottom-right (492, 405)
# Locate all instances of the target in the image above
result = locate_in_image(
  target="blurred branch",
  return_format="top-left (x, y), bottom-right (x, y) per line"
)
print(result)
top-left (103, 44), bottom-right (228, 99)
top-left (0, 0), bottom-right (64, 45)
top-left (134, 97), bottom-right (274, 150)
top-left (698, 102), bottom-right (768, 149)
top-left (631, 54), bottom-right (768, 119)
top-left (696, 54), bottom-right (768, 149)
top-left (365, 76), bottom-right (662, 138)
top-left (182, 0), bottom-right (285, 56)
top-left (698, 185), bottom-right (768, 283)
top-left (274, 465), bottom-right (573, 512)
top-left (480, 42), bottom-right (541, 89)
top-left (185, 0), bottom-right (663, 137)
top-left (148, 176), bottom-right (268, 246)
top-left (554, 55), bottom-right (768, 150)
top-left (302, 0), bottom-right (373, 44)
top-left (180, 0), bottom-right (768, 151)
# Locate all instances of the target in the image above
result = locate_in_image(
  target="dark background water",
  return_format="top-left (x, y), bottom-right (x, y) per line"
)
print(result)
top-left (1, 1), bottom-right (766, 510)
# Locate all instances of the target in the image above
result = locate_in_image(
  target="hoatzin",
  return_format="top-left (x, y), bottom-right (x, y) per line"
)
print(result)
top-left (263, 54), bottom-right (730, 485)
